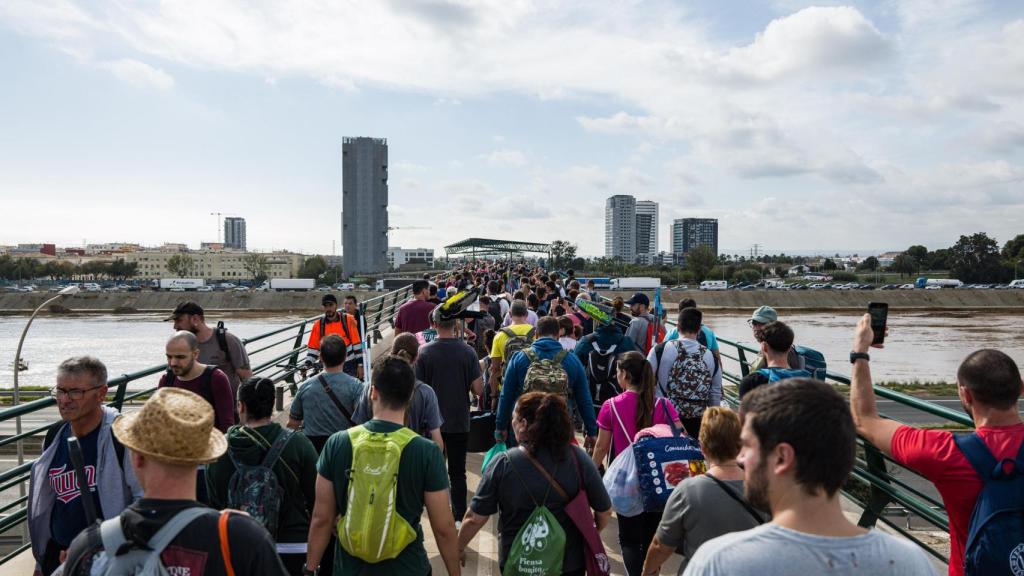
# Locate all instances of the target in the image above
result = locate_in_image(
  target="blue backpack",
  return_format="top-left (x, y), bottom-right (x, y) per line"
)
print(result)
top-left (793, 346), bottom-right (827, 380)
top-left (952, 433), bottom-right (1024, 576)
top-left (755, 367), bottom-right (812, 383)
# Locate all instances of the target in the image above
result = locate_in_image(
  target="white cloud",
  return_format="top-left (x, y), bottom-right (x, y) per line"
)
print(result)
top-left (97, 58), bottom-right (175, 90)
top-left (482, 148), bottom-right (527, 167)
top-left (718, 7), bottom-right (890, 82)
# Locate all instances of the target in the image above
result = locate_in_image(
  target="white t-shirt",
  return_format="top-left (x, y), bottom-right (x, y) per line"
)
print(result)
top-left (683, 523), bottom-right (937, 576)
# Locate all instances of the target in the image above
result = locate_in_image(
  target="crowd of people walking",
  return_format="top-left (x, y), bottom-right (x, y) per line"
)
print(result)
top-left (25, 261), bottom-right (1023, 576)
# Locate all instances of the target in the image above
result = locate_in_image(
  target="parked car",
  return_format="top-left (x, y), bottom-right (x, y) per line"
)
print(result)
top-left (899, 283), bottom-right (915, 289)
top-left (925, 285), bottom-right (942, 290)
top-left (196, 286), bottom-right (213, 292)
top-left (358, 284), bottom-right (372, 290)
top-left (233, 286), bottom-right (250, 292)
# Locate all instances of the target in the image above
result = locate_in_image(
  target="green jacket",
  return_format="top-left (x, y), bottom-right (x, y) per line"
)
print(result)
top-left (205, 423), bottom-right (319, 544)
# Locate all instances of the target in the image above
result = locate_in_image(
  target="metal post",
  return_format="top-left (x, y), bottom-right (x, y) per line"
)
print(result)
top-left (13, 285), bottom-right (78, 543)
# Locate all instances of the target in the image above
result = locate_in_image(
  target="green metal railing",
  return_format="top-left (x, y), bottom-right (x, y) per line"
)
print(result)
top-left (0, 284), bottom-right (416, 564)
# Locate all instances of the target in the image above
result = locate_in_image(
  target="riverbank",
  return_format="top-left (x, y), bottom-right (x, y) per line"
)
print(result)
top-left (2, 288), bottom-right (1024, 315)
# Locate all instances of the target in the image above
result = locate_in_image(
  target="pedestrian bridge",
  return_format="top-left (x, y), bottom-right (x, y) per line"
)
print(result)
top-left (0, 283), bottom-right (959, 573)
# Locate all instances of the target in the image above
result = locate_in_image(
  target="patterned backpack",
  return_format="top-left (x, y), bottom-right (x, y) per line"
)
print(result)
top-left (522, 349), bottom-right (570, 396)
top-left (662, 341), bottom-right (712, 419)
top-left (227, 428), bottom-right (292, 538)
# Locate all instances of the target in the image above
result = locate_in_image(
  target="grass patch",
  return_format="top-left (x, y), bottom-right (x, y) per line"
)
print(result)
top-left (878, 381), bottom-right (958, 397)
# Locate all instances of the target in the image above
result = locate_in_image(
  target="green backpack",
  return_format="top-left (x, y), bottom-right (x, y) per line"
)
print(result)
top-left (337, 425), bottom-right (419, 563)
top-left (521, 349), bottom-right (569, 396)
top-left (503, 451), bottom-right (567, 576)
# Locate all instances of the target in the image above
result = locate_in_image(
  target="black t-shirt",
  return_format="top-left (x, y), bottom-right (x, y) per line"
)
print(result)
top-left (415, 338), bottom-right (481, 434)
top-left (471, 445), bottom-right (611, 572)
top-left (49, 424), bottom-right (103, 548)
top-left (61, 499), bottom-right (287, 576)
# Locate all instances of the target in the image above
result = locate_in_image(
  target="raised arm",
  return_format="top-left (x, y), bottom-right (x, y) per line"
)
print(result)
top-left (849, 314), bottom-right (901, 456)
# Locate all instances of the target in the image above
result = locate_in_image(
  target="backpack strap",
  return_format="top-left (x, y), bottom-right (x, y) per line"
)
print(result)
top-left (145, 507), bottom-right (211, 555)
top-left (500, 327), bottom-right (516, 339)
top-left (100, 506), bottom-right (210, 570)
top-left (99, 516), bottom-right (128, 560)
top-left (318, 375), bottom-right (354, 425)
top-left (654, 342), bottom-right (666, 371)
top-left (953, 433), bottom-right (1000, 480)
top-left (553, 349), bottom-right (568, 365)
top-left (524, 348), bottom-right (538, 364)
top-left (521, 449), bottom-right (570, 502)
top-left (705, 474), bottom-right (764, 525)
top-left (219, 510), bottom-right (237, 576)
top-left (262, 429), bottom-right (293, 468)
top-left (215, 321), bottom-right (235, 370)
top-left (525, 326), bottom-right (536, 339)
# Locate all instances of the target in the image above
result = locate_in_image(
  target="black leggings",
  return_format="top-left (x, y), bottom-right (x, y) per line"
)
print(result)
top-left (617, 511), bottom-right (662, 576)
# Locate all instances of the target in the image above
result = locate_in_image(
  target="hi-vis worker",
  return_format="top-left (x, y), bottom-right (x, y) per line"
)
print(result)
top-left (306, 294), bottom-right (364, 378)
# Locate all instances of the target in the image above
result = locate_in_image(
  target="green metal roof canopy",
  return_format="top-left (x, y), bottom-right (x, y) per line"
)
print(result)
top-left (444, 237), bottom-right (551, 257)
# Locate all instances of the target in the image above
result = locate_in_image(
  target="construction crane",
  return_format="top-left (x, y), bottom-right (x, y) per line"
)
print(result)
top-left (210, 212), bottom-right (238, 243)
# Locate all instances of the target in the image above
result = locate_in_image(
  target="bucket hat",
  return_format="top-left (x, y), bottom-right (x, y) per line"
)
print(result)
top-left (112, 388), bottom-right (227, 465)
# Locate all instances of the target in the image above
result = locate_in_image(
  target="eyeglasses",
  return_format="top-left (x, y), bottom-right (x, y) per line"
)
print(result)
top-left (50, 385), bottom-right (104, 400)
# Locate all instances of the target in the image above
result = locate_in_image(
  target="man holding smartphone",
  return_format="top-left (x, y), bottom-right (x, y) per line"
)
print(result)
top-left (848, 312), bottom-right (1024, 576)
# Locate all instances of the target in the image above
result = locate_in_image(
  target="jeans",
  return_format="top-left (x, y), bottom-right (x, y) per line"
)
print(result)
top-left (442, 432), bottom-right (469, 520)
top-left (618, 511), bottom-right (662, 576)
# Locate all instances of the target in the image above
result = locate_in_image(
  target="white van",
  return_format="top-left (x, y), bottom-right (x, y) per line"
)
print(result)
top-left (1009, 279), bottom-right (1024, 289)
top-left (700, 280), bottom-right (728, 291)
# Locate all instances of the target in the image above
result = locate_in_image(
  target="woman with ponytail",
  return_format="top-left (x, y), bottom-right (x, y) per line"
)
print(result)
top-left (351, 333), bottom-right (444, 450)
top-left (590, 351), bottom-right (683, 576)
top-left (459, 392), bottom-right (612, 575)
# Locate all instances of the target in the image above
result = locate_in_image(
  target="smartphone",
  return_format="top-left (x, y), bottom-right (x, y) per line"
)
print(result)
top-left (868, 302), bottom-right (888, 345)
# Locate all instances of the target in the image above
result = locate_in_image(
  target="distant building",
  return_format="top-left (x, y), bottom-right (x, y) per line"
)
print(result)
top-left (224, 217), bottom-right (246, 250)
top-left (342, 137), bottom-right (389, 275)
top-left (388, 247), bottom-right (435, 269)
top-left (635, 200), bottom-right (659, 265)
top-left (672, 218), bottom-right (718, 257)
top-left (605, 195), bottom-right (636, 261)
top-left (876, 251), bottom-right (902, 268)
top-left (122, 250), bottom-right (303, 281)
top-left (13, 243), bottom-right (56, 256)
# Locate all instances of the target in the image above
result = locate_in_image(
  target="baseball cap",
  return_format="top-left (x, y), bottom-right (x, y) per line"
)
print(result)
top-left (164, 301), bottom-right (203, 321)
top-left (624, 292), bottom-right (650, 307)
top-left (750, 305), bottom-right (778, 324)
top-left (322, 294), bottom-right (338, 305)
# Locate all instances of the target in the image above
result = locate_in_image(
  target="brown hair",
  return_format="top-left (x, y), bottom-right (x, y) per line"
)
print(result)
top-left (617, 351), bottom-right (656, 431)
top-left (391, 333), bottom-right (420, 364)
top-left (557, 316), bottom-right (574, 337)
top-left (699, 407), bottom-right (742, 461)
top-left (516, 392), bottom-right (573, 457)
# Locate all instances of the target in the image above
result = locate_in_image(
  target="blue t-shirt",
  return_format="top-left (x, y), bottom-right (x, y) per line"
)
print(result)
top-left (665, 325), bottom-right (719, 351)
top-left (48, 424), bottom-right (104, 547)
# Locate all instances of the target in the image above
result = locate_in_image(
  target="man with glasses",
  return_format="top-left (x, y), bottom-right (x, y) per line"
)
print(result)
top-left (747, 306), bottom-right (801, 372)
top-left (29, 357), bottom-right (141, 576)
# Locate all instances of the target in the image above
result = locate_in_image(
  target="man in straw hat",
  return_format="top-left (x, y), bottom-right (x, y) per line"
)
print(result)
top-left (60, 388), bottom-right (287, 575)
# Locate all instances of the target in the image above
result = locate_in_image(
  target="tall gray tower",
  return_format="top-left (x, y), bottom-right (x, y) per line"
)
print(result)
top-left (224, 217), bottom-right (246, 250)
top-left (605, 195), bottom-right (636, 261)
top-left (342, 137), bottom-right (389, 275)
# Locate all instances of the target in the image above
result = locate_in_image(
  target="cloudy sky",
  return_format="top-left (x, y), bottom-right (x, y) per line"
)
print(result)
top-left (1, 1), bottom-right (1022, 258)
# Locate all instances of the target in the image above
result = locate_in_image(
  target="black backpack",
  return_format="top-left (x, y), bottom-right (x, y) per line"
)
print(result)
top-left (214, 321), bottom-right (235, 371)
top-left (586, 339), bottom-right (622, 409)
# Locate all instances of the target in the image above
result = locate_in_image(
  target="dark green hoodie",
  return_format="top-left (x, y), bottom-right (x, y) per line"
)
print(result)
top-left (205, 423), bottom-right (318, 545)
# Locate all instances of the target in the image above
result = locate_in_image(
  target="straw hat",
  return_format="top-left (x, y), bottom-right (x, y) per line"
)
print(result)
top-left (112, 388), bottom-right (227, 465)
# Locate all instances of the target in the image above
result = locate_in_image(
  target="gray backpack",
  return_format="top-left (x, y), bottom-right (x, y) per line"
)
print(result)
top-left (93, 507), bottom-right (210, 575)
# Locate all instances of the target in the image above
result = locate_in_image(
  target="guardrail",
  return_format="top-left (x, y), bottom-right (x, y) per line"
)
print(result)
top-left (0, 283), bottom-right (415, 564)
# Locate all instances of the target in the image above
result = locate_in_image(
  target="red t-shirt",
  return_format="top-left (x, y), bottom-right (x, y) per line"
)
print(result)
top-left (890, 423), bottom-right (1024, 576)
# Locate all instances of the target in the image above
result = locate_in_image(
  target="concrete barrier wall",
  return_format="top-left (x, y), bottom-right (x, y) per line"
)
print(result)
top-left (1, 288), bottom-right (1023, 314)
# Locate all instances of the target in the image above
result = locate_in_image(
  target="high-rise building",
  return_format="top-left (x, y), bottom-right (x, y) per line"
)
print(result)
top-left (342, 137), bottom-right (389, 275)
top-left (672, 218), bottom-right (719, 256)
top-left (224, 217), bottom-right (246, 250)
top-left (635, 200), bottom-right (658, 265)
top-left (605, 195), bottom-right (636, 261)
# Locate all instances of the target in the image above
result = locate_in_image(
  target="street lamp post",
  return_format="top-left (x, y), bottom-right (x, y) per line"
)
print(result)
top-left (12, 284), bottom-right (78, 543)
